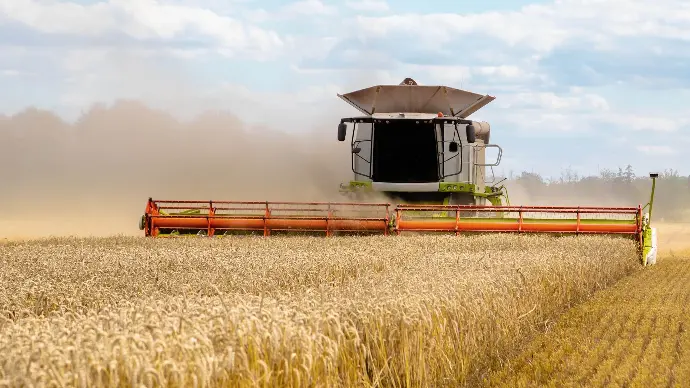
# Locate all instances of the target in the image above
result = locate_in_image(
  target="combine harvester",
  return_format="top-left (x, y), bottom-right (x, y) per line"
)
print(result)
top-left (139, 78), bottom-right (659, 265)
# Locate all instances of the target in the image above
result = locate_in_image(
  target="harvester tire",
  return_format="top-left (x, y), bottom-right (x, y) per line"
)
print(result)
top-left (139, 215), bottom-right (146, 230)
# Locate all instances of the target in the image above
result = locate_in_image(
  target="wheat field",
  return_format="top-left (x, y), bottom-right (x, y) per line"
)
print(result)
top-left (0, 234), bottom-right (640, 387)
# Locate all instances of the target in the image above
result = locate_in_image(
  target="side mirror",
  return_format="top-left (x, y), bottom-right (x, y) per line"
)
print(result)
top-left (466, 124), bottom-right (476, 143)
top-left (449, 141), bottom-right (458, 153)
top-left (337, 122), bottom-right (347, 141)
top-left (352, 146), bottom-right (361, 154)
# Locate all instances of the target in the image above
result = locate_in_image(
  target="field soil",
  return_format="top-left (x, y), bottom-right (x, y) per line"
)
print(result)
top-left (486, 253), bottom-right (690, 387)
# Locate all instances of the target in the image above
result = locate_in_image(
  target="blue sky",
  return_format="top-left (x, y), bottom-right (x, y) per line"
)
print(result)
top-left (1, 0), bottom-right (688, 178)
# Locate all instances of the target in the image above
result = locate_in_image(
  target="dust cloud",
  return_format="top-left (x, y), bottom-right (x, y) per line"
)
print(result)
top-left (502, 180), bottom-right (641, 208)
top-left (503, 179), bottom-right (690, 255)
top-left (655, 222), bottom-right (690, 255)
top-left (2, 101), bottom-right (688, 250)
top-left (0, 101), bottom-right (356, 238)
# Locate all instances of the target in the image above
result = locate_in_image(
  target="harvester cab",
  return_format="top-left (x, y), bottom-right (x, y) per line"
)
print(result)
top-left (336, 77), bottom-right (508, 207)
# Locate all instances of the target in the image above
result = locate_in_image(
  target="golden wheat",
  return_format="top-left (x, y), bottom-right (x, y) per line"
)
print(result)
top-left (0, 234), bottom-right (639, 387)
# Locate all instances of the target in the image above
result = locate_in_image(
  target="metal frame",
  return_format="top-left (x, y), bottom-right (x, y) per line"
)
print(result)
top-left (143, 199), bottom-right (391, 237)
top-left (141, 180), bottom-right (659, 265)
top-left (393, 205), bottom-right (642, 236)
top-left (349, 120), bottom-right (373, 180)
top-left (143, 200), bottom-right (643, 240)
top-left (474, 144), bottom-right (503, 167)
top-left (342, 116), bottom-right (470, 182)
top-left (438, 121), bottom-right (464, 179)
top-left (340, 116), bottom-right (476, 126)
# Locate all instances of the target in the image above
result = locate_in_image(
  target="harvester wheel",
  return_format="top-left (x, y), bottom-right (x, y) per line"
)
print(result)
top-left (139, 215), bottom-right (146, 230)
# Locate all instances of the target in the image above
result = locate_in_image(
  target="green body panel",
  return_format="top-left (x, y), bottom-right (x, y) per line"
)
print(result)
top-left (396, 216), bottom-right (636, 225)
top-left (439, 182), bottom-right (476, 193)
top-left (640, 175), bottom-right (658, 266)
top-left (340, 180), bottom-right (509, 207)
top-left (642, 226), bottom-right (652, 266)
top-left (159, 209), bottom-right (202, 216)
top-left (344, 181), bottom-right (373, 190)
top-left (647, 177), bottom-right (656, 222)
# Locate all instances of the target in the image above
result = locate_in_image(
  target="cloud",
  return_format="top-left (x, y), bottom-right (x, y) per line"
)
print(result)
top-left (337, 0), bottom-right (690, 93)
top-left (603, 115), bottom-right (688, 133)
top-left (345, 0), bottom-right (389, 12)
top-left (351, 0), bottom-right (690, 53)
top-left (636, 145), bottom-right (677, 155)
top-left (282, 0), bottom-right (337, 15)
top-left (395, 64), bottom-right (544, 88)
top-left (537, 40), bottom-right (690, 89)
top-left (0, 0), bottom-right (285, 59)
top-left (499, 91), bottom-right (610, 111)
top-left (0, 69), bottom-right (32, 77)
top-left (0, 0), bottom-right (688, 179)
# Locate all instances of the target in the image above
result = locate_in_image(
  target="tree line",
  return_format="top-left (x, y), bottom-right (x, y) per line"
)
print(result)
top-left (497, 166), bottom-right (689, 221)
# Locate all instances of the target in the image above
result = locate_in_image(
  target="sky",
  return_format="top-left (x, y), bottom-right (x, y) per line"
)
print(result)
top-left (1, 0), bottom-right (689, 179)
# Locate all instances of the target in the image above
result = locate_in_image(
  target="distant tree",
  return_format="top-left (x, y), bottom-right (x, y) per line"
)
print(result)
top-left (504, 164), bottom-right (688, 221)
top-left (599, 168), bottom-right (617, 181)
top-left (624, 165), bottom-right (635, 183)
top-left (559, 167), bottom-right (579, 183)
top-left (661, 169), bottom-right (679, 178)
top-left (517, 171), bottom-right (544, 185)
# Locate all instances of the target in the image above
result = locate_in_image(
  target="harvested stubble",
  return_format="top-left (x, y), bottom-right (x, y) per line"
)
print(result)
top-left (485, 255), bottom-right (690, 387)
top-left (0, 234), bottom-right (639, 387)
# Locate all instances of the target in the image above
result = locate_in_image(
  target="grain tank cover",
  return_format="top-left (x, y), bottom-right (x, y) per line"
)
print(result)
top-left (337, 78), bottom-right (495, 118)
